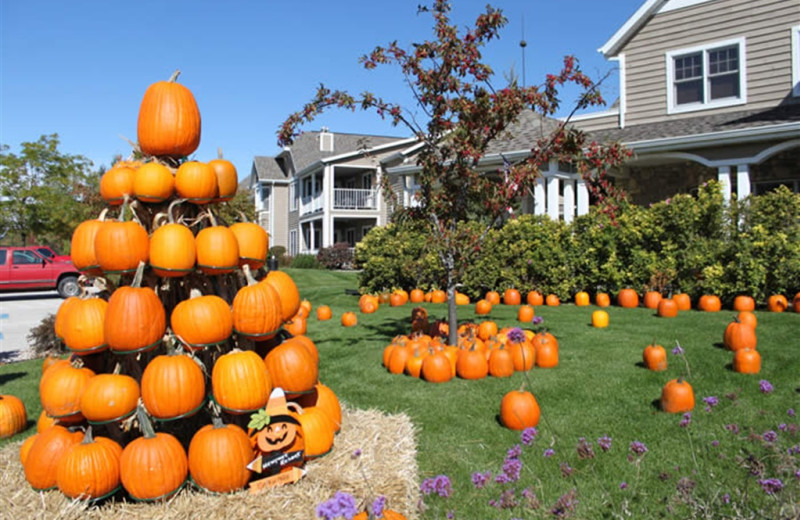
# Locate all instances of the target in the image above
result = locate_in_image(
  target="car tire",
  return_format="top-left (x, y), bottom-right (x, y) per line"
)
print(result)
top-left (57, 276), bottom-right (80, 298)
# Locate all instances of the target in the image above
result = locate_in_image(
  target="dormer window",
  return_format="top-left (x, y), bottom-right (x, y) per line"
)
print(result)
top-left (667, 37), bottom-right (747, 114)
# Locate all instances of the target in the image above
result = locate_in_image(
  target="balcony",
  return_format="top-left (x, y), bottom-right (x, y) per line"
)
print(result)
top-left (300, 195), bottom-right (323, 215)
top-left (333, 188), bottom-right (377, 210)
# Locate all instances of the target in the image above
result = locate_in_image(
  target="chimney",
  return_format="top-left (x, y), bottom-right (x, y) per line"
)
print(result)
top-left (319, 127), bottom-right (334, 152)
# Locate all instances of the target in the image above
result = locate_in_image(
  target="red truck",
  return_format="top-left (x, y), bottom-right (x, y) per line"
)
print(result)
top-left (0, 246), bottom-right (82, 298)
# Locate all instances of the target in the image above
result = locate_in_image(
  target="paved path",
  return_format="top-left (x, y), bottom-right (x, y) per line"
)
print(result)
top-left (0, 291), bottom-right (62, 363)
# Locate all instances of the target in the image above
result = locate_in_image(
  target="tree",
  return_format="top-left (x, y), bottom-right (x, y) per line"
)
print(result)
top-left (279, 0), bottom-right (629, 346)
top-left (0, 134), bottom-right (101, 249)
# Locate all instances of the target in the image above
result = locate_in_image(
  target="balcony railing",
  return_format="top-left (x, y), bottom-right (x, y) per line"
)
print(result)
top-left (333, 188), bottom-right (377, 210)
top-left (300, 195), bottom-right (323, 215)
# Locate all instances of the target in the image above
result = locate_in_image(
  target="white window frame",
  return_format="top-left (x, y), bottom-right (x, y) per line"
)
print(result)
top-left (289, 181), bottom-right (297, 211)
top-left (666, 37), bottom-right (747, 114)
top-left (792, 25), bottom-right (800, 97)
top-left (289, 229), bottom-right (298, 256)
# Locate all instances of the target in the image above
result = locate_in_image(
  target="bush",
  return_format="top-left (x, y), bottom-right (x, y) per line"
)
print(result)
top-left (290, 254), bottom-right (321, 269)
top-left (269, 246), bottom-right (291, 267)
top-left (317, 243), bottom-right (354, 270)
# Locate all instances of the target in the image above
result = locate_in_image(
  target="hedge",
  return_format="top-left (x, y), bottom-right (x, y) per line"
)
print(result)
top-left (355, 182), bottom-right (800, 306)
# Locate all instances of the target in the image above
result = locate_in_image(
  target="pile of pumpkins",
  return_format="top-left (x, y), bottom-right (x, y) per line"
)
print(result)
top-left (18, 70), bottom-right (340, 501)
top-left (381, 308), bottom-right (558, 383)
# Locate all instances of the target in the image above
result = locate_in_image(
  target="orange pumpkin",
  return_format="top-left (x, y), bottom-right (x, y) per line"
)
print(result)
top-left (230, 222), bottom-right (269, 270)
top-left (264, 338), bottom-right (319, 395)
top-left (79, 374), bottom-right (140, 424)
top-left (341, 311), bottom-right (358, 327)
top-left (316, 305), bottom-right (332, 321)
top-left (133, 162), bottom-right (174, 203)
top-left (672, 293), bottom-right (692, 311)
top-left (188, 418), bottom-right (253, 493)
top-left (208, 150), bottom-right (238, 203)
top-left (195, 224), bottom-right (240, 275)
top-left (793, 292), bottom-right (800, 313)
top-left (475, 299), bottom-right (492, 315)
top-left (657, 298), bottom-right (678, 318)
top-left (591, 310), bottom-right (609, 328)
top-left (0, 394), bottom-right (27, 439)
top-left (643, 291), bottom-right (662, 310)
top-left (70, 212), bottom-right (109, 275)
top-left (698, 294), bottom-right (722, 312)
top-left (62, 297), bottom-right (108, 355)
top-left (171, 291), bottom-right (233, 350)
top-left (232, 266), bottom-right (283, 340)
top-left (141, 353), bottom-right (206, 420)
top-left (517, 305), bottom-right (535, 322)
top-left (104, 264), bottom-right (166, 354)
top-left (660, 378), bottom-right (695, 413)
top-left (617, 288), bottom-right (639, 308)
top-left (485, 291), bottom-right (501, 305)
top-left (503, 289), bottom-right (521, 305)
top-left (766, 294), bottom-right (788, 313)
top-left (642, 343), bottom-right (667, 371)
top-left (595, 292), bottom-right (611, 307)
top-left (149, 220), bottom-right (196, 278)
top-left (137, 70), bottom-right (201, 158)
top-left (526, 290), bottom-right (544, 306)
top-left (213, 350), bottom-right (272, 414)
top-left (732, 348), bottom-right (761, 374)
top-left (732, 295), bottom-right (755, 312)
top-left (737, 310), bottom-right (757, 329)
top-left (500, 386), bottom-right (540, 430)
top-left (99, 165), bottom-right (136, 206)
top-left (56, 428), bottom-right (123, 500)
top-left (723, 317), bottom-right (757, 351)
top-left (94, 220), bottom-right (149, 275)
top-left (409, 289), bottom-right (425, 303)
top-left (265, 270), bottom-right (301, 322)
top-left (574, 291), bottom-right (590, 307)
top-left (23, 425), bottom-right (83, 490)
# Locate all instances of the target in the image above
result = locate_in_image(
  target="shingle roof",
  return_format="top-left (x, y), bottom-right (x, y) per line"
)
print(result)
top-left (484, 110), bottom-right (565, 155)
top-left (252, 155), bottom-right (288, 182)
top-left (587, 104), bottom-right (800, 145)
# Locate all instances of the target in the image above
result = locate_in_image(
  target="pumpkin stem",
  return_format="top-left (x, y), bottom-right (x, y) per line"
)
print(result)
top-left (217, 147), bottom-right (224, 160)
top-left (112, 362), bottom-right (122, 375)
top-left (130, 261), bottom-right (146, 288)
top-left (211, 415), bottom-right (225, 429)
top-left (242, 264), bottom-right (259, 286)
top-left (82, 425), bottom-right (95, 445)
top-left (169, 70), bottom-right (181, 83)
top-left (205, 207), bottom-right (218, 228)
top-left (98, 208), bottom-right (110, 221)
top-left (136, 402), bottom-right (157, 439)
top-left (167, 198), bottom-right (187, 225)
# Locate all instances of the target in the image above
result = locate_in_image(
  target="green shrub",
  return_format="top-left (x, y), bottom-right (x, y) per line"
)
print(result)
top-left (317, 242), bottom-right (354, 270)
top-left (290, 254), bottom-right (321, 269)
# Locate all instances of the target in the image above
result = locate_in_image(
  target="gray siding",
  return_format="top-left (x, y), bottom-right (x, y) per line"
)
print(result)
top-left (570, 112), bottom-right (621, 132)
top-left (622, 0), bottom-right (799, 126)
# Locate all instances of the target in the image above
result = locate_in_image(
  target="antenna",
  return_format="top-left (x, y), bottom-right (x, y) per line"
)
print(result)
top-left (519, 15), bottom-right (527, 87)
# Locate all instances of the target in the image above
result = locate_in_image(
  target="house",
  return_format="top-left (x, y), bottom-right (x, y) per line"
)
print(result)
top-left (569, 0), bottom-right (800, 204)
top-left (249, 129), bottom-right (415, 255)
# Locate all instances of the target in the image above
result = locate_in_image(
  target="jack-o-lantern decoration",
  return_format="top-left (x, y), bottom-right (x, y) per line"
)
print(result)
top-left (246, 388), bottom-right (305, 483)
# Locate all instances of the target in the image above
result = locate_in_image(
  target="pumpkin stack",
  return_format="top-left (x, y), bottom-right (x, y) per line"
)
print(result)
top-left (24, 71), bottom-right (341, 501)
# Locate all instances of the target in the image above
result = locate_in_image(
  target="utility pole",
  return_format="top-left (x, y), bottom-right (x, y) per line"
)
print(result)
top-left (520, 15), bottom-right (527, 87)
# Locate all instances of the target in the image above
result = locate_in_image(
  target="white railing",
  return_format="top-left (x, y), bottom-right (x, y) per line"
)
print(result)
top-left (333, 188), bottom-right (376, 210)
top-left (300, 195), bottom-right (323, 215)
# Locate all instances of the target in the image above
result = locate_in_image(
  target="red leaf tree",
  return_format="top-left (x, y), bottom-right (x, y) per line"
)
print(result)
top-left (279, 0), bottom-right (629, 346)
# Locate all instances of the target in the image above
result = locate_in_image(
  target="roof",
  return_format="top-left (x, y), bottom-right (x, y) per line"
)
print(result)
top-left (599, 0), bottom-right (667, 57)
top-left (485, 110), bottom-right (566, 155)
top-left (587, 104), bottom-right (800, 148)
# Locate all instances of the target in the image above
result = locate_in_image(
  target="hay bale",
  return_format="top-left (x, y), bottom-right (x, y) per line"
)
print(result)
top-left (0, 406), bottom-right (419, 520)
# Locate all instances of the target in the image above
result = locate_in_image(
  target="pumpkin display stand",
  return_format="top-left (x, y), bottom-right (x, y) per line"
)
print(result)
top-left (1, 406), bottom-right (419, 519)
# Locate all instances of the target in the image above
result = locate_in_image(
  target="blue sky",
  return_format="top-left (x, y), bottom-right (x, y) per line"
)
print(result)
top-left (1, 0), bottom-right (644, 180)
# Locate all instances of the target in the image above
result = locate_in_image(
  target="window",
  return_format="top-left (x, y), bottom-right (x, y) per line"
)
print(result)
top-left (792, 25), bottom-right (800, 97)
top-left (259, 185), bottom-right (271, 209)
top-left (13, 250), bottom-right (41, 265)
top-left (289, 181), bottom-right (297, 211)
top-left (289, 230), bottom-right (298, 256)
top-left (666, 38), bottom-right (746, 113)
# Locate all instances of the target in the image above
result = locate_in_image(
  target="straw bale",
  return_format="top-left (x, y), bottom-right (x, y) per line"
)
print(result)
top-left (0, 406), bottom-right (418, 520)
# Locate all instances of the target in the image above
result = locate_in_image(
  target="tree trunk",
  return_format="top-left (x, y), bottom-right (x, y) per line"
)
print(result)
top-left (446, 255), bottom-right (458, 347)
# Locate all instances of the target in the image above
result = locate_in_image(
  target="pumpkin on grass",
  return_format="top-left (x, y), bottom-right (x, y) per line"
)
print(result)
top-left (732, 348), bottom-right (761, 374)
top-left (766, 294), bottom-right (788, 312)
top-left (500, 385), bottom-right (541, 430)
top-left (657, 298), bottom-right (678, 318)
top-left (642, 343), bottom-right (667, 371)
top-left (617, 288), bottom-right (639, 308)
top-left (698, 295), bottom-right (722, 312)
top-left (733, 295), bottom-right (755, 312)
top-left (723, 317), bottom-right (757, 351)
top-left (0, 394), bottom-right (27, 439)
top-left (591, 310), bottom-right (609, 328)
top-left (316, 305), bottom-right (332, 321)
top-left (341, 311), bottom-right (358, 327)
top-left (503, 289), bottom-right (521, 305)
top-left (595, 292), bottom-right (611, 307)
top-left (672, 293), bottom-right (691, 311)
top-left (660, 378), bottom-right (695, 413)
top-left (485, 290), bottom-right (501, 305)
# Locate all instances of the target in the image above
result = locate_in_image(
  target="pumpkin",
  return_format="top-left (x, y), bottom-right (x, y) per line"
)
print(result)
top-left (105, 263), bottom-right (166, 354)
top-left (141, 352), bottom-right (206, 420)
top-left (232, 265), bottom-right (283, 340)
top-left (698, 294), bottom-right (722, 312)
top-left (477, 320), bottom-right (498, 341)
top-left (264, 338), bottom-right (319, 395)
top-left (454, 292), bottom-right (470, 305)
top-left (137, 70), bottom-right (201, 158)
top-left (213, 350), bottom-right (272, 414)
top-left (24, 425), bottom-right (83, 490)
top-left (793, 292), bottom-right (800, 313)
top-left (195, 223), bottom-right (240, 275)
top-left (660, 378), bottom-right (695, 413)
top-left (733, 295), bottom-right (755, 312)
top-left (19, 433), bottom-right (38, 466)
top-left (672, 293), bottom-right (692, 311)
top-left (500, 386), bottom-right (541, 430)
top-left (208, 149), bottom-right (238, 203)
top-left (430, 290), bottom-right (447, 304)
top-left (591, 310), bottom-right (609, 328)
top-left (657, 298), bottom-right (678, 318)
top-left (360, 300), bottom-right (377, 314)
top-left (36, 410), bottom-right (58, 433)
top-left (265, 270), bottom-right (301, 322)
top-left (341, 311), bottom-right (358, 327)
top-left (456, 346), bottom-right (489, 380)
top-left (488, 346), bottom-right (514, 378)
top-left (525, 291), bottom-right (543, 306)
top-left (574, 291), bottom-right (590, 306)
top-left (284, 316), bottom-right (307, 336)
top-left (404, 348), bottom-right (426, 378)
top-left (39, 361), bottom-right (95, 420)
top-left (99, 164), bottom-right (137, 206)
top-left (294, 383), bottom-right (342, 433)
top-left (389, 292), bottom-right (404, 307)
top-left (120, 408), bottom-right (188, 501)
top-left (229, 221), bottom-right (269, 270)
top-left (410, 289), bottom-right (425, 303)
top-left (766, 294), bottom-right (788, 312)
top-left (723, 317), bottom-right (757, 351)
top-left (533, 332), bottom-right (558, 368)
top-left (737, 310), bottom-right (757, 329)
top-left (316, 305), bottom-right (332, 321)
top-left (485, 290), bottom-right (501, 305)
top-left (171, 291), bottom-right (233, 349)
top-left (188, 417), bottom-right (254, 493)
top-left (133, 162), bottom-right (174, 203)
top-left (79, 373), bottom-right (140, 424)
top-left (286, 334), bottom-right (320, 365)
top-left (732, 348), bottom-right (761, 374)
top-left (62, 297), bottom-right (108, 355)
top-left (297, 406), bottom-right (335, 459)
top-left (595, 292), bottom-right (611, 307)
top-left (517, 305), bottom-right (535, 322)
top-left (70, 211), bottom-right (109, 275)
top-left (475, 299), bottom-right (492, 315)
top-left (643, 291), bottom-right (662, 310)
top-left (149, 219), bottom-right (196, 277)
top-left (94, 219), bottom-right (149, 275)
top-left (509, 339), bottom-right (535, 371)
top-left (353, 510), bottom-right (408, 520)
top-left (617, 289), bottom-right (639, 308)
top-left (0, 394), bottom-right (27, 439)
top-left (642, 343), bottom-right (667, 371)
top-left (420, 350), bottom-right (452, 383)
top-left (503, 289), bottom-right (521, 305)
top-left (56, 427), bottom-right (122, 500)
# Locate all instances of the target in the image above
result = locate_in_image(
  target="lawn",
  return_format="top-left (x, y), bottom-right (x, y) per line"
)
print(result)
top-left (1, 268), bottom-right (798, 518)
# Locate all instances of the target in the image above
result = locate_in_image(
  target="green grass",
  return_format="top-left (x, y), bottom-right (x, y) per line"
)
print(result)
top-left (2, 268), bottom-right (798, 518)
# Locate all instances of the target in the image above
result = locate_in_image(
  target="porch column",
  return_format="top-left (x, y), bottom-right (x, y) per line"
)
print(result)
top-left (533, 177), bottom-right (546, 215)
top-left (323, 166), bottom-right (332, 248)
top-left (736, 164), bottom-right (751, 200)
top-left (718, 166), bottom-right (732, 203)
top-left (546, 176), bottom-right (560, 220)
top-left (576, 177), bottom-right (589, 216)
top-left (310, 220), bottom-right (315, 250)
top-left (562, 178), bottom-right (575, 224)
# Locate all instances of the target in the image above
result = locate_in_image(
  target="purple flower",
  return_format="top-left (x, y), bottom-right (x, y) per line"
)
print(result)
top-left (672, 343), bottom-right (684, 356)
top-left (532, 316), bottom-right (544, 325)
top-left (559, 462), bottom-right (573, 477)
top-left (371, 496), bottom-right (386, 519)
top-left (351, 449), bottom-right (362, 459)
top-left (507, 327), bottom-right (526, 343)
top-left (316, 491), bottom-right (358, 520)
top-left (629, 441), bottom-right (648, 455)
top-left (725, 423), bottom-right (740, 435)
top-left (488, 489), bottom-right (517, 509)
top-left (471, 471), bottom-right (492, 489)
top-left (722, 493), bottom-right (730, 504)
top-left (796, 470), bottom-right (800, 480)
top-left (779, 423), bottom-right (787, 431)
top-left (619, 482), bottom-right (628, 490)
top-left (679, 412), bottom-right (692, 428)
top-left (702, 396), bottom-right (718, 412)
top-left (494, 446), bottom-right (523, 483)
top-left (421, 475), bottom-right (452, 498)
top-left (576, 437), bottom-right (595, 459)
top-left (711, 440), bottom-right (720, 447)
top-left (759, 380), bottom-right (774, 394)
top-left (521, 427), bottom-right (538, 446)
top-left (446, 511), bottom-right (454, 520)
top-left (543, 448), bottom-right (555, 458)
top-left (757, 478), bottom-right (783, 495)
top-left (597, 435), bottom-right (613, 452)
top-left (788, 408), bottom-right (795, 417)
top-left (762, 430), bottom-right (778, 443)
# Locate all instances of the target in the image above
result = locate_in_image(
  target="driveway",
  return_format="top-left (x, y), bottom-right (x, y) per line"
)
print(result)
top-left (0, 291), bottom-right (62, 363)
